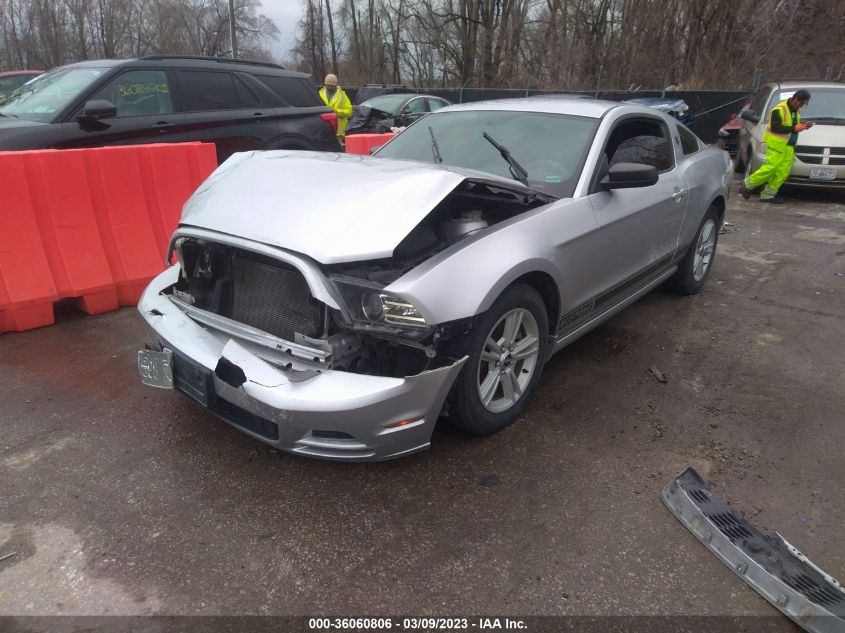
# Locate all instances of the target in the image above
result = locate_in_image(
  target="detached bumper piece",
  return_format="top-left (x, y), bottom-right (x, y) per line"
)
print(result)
top-left (663, 468), bottom-right (845, 633)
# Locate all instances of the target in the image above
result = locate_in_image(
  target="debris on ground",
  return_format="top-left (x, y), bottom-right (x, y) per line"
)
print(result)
top-left (0, 551), bottom-right (18, 563)
top-left (662, 468), bottom-right (845, 632)
top-left (648, 366), bottom-right (668, 383)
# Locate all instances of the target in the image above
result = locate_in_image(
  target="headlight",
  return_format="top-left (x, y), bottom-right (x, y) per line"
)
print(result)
top-left (718, 128), bottom-right (729, 137)
top-left (330, 275), bottom-right (429, 332)
top-left (380, 295), bottom-right (427, 327)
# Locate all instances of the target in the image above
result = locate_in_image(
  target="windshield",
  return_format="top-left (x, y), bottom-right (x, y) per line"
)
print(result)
top-left (0, 67), bottom-right (108, 122)
top-left (769, 88), bottom-right (845, 122)
top-left (803, 88), bottom-right (845, 120)
top-left (360, 95), bottom-right (409, 114)
top-left (0, 75), bottom-right (38, 103)
top-left (375, 110), bottom-right (599, 197)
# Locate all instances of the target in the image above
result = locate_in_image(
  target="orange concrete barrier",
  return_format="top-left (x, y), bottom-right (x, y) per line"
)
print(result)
top-left (345, 133), bottom-right (396, 155)
top-left (0, 142), bottom-right (217, 333)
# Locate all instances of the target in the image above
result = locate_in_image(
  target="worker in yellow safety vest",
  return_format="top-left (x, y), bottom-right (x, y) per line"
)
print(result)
top-left (740, 89), bottom-right (814, 204)
top-left (319, 74), bottom-right (353, 146)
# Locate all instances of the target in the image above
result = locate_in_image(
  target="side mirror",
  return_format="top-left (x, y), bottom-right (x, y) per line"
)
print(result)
top-left (601, 162), bottom-right (659, 189)
top-left (739, 109), bottom-right (760, 125)
top-left (80, 99), bottom-right (117, 121)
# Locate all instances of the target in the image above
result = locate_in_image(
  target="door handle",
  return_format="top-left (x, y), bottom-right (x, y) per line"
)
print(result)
top-left (152, 121), bottom-right (175, 131)
top-left (672, 188), bottom-right (689, 200)
top-left (253, 112), bottom-right (268, 119)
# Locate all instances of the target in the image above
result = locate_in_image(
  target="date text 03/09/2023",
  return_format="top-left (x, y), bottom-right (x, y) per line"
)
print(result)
top-left (308, 618), bottom-right (528, 630)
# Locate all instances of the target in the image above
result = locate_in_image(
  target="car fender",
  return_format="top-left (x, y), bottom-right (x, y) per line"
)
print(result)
top-left (385, 197), bottom-right (597, 326)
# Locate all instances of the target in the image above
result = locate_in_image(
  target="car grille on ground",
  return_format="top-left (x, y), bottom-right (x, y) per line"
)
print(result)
top-left (230, 255), bottom-right (316, 341)
top-left (706, 511), bottom-right (754, 541)
top-left (785, 574), bottom-right (845, 608)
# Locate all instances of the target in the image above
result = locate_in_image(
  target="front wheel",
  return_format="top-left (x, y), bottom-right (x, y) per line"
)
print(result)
top-left (666, 205), bottom-right (720, 295)
top-left (448, 284), bottom-right (549, 435)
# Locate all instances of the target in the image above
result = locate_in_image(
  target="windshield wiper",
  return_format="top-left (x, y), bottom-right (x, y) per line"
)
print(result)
top-left (482, 131), bottom-right (528, 186)
top-left (428, 126), bottom-right (443, 164)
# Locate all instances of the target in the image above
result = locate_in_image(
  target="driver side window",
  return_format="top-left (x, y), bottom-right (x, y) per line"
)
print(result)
top-left (605, 117), bottom-right (674, 172)
top-left (90, 70), bottom-right (173, 118)
top-left (404, 98), bottom-right (427, 114)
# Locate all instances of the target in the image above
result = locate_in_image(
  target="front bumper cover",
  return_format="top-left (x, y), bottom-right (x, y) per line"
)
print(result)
top-left (663, 468), bottom-right (845, 633)
top-left (138, 267), bottom-right (466, 461)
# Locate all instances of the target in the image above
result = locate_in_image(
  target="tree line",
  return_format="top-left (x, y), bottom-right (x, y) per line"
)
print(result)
top-left (2, 0), bottom-right (844, 91)
top-left (0, 0), bottom-right (278, 70)
top-left (293, 0), bottom-right (845, 90)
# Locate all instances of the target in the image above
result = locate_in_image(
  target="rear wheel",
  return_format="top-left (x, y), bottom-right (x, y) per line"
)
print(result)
top-left (733, 142), bottom-right (746, 172)
top-left (449, 284), bottom-right (549, 435)
top-left (667, 205), bottom-right (720, 295)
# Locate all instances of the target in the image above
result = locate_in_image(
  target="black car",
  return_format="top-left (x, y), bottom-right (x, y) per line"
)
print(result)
top-left (0, 56), bottom-right (340, 162)
top-left (346, 93), bottom-right (451, 135)
top-left (353, 83), bottom-right (409, 104)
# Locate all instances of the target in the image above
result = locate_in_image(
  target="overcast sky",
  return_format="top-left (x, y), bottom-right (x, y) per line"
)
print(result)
top-left (260, 0), bottom-right (304, 63)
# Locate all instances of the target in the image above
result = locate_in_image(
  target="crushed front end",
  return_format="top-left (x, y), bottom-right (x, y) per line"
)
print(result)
top-left (137, 228), bottom-right (468, 461)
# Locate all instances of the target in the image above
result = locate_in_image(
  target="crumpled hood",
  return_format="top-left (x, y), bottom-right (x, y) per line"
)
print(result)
top-left (180, 150), bottom-right (500, 264)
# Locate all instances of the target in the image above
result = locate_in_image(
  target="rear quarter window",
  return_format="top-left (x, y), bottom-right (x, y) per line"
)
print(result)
top-left (678, 125), bottom-right (701, 155)
top-left (255, 75), bottom-right (321, 107)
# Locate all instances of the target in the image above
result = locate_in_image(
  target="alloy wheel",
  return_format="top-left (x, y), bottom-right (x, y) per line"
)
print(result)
top-left (476, 308), bottom-right (541, 413)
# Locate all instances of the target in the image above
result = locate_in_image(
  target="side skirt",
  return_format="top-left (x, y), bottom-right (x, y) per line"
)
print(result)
top-left (550, 264), bottom-right (677, 355)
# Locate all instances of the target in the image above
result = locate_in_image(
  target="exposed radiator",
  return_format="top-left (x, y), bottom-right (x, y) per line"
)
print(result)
top-left (230, 255), bottom-right (316, 341)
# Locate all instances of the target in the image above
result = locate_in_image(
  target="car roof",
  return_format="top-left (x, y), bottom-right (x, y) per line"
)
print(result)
top-left (364, 93), bottom-right (446, 101)
top-left (763, 80), bottom-right (845, 90)
top-left (437, 96), bottom-right (620, 118)
top-left (60, 56), bottom-right (310, 79)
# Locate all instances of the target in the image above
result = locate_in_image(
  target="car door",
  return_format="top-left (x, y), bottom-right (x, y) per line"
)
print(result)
top-left (395, 96), bottom-right (428, 127)
top-left (58, 68), bottom-right (187, 149)
top-left (175, 69), bottom-right (276, 163)
top-left (581, 115), bottom-right (689, 305)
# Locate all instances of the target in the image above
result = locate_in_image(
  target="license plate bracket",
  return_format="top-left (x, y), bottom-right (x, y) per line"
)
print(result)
top-left (809, 167), bottom-right (836, 181)
top-left (172, 354), bottom-right (216, 407)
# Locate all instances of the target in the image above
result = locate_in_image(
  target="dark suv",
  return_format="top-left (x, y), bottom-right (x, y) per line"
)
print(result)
top-left (0, 56), bottom-right (340, 162)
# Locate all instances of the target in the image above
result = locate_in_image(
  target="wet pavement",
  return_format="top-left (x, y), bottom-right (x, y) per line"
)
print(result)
top-left (1, 179), bottom-right (844, 618)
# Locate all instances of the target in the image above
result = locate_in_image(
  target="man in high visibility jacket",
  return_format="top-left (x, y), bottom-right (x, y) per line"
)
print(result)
top-left (741, 89), bottom-right (814, 203)
top-left (319, 74), bottom-right (353, 145)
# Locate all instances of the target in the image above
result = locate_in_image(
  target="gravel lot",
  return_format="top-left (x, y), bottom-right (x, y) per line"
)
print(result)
top-left (1, 178), bottom-right (843, 622)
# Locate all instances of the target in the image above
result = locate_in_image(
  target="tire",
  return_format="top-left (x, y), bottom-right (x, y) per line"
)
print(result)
top-left (733, 144), bottom-right (746, 172)
top-left (448, 284), bottom-right (549, 435)
top-left (744, 151), bottom-right (755, 183)
top-left (666, 205), bottom-right (720, 295)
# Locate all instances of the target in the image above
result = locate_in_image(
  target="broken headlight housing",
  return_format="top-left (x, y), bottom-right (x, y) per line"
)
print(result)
top-left (330, 275), bottom-right (431, 338)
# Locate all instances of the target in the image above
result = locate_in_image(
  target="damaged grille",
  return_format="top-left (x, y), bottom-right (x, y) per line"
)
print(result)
top-left (173, 238), bottom-right (322, 343)
top-left (707, 511), bottom-right (753, 541)
top-left (230, 255), bottom-right (316, 341)
top-left (785, 573), bottom-right (845, 607)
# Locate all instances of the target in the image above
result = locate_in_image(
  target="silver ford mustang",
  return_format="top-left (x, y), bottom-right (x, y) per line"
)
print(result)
top-left (137, 97), bottom-right (733, 461)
